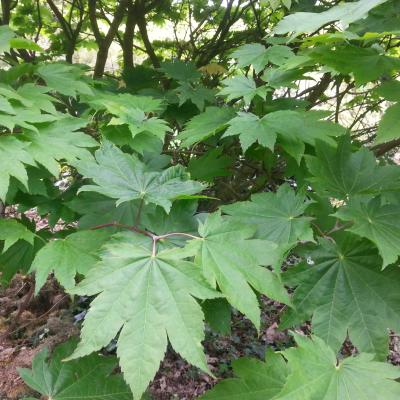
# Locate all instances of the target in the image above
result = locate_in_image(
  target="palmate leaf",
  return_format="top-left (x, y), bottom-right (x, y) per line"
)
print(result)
top-left (18, 338), bottom-right (133, 400)
top-left (203, 333), bottom-right (400, 399)
top-left (0, 234), bottom-right (46, 285)
top-left (37, 63), bottom-right (93, 98)
top-left (335, 197), bottom-right (400, 267)
top-left (281, 234), bottom-right (400, 359)
top-left (309, 44), bottom-right (400, 85)
top-left (187, 147), bottom-right (233, 182)
top-left (108, 108), bottom-right (170, 141)
top-left (225, 110), bottom-right (345, 162)
top-left (231, 44), bottom-right (294, 73)
top-left (185, 212), bottom-right (291, 329)
top-left (376, 103), bottom-right (400, 143)
top-left (176, 82), bottom-right (215, 111)
top-left (274, 0), bottom-right (389, 37)
top-left (306, 137), bottom-right (400, 199)
top-left (67, 192), bottom-right (143, 229)
top-left (22, 117), bottom-right (98, 176)
top-left (179, 106), bottom-right (236, 147)
top-left (278, 334), bottom-right (400, 400)
top-left (159, 60), bottom-right (201, 82)
top-left (0, 105), bottom-right (58, 132)
top-left (67, 232), bottom-right (220, 399)
top-left (76, 142), bottom-right (204, 212)
top-left (222, 184), bottom-right (314, 245)
top-left (30, 230), bottom-right (110, 294)
top-left (201, 350), bottom-right (288, 400)
top-left (223, 112), bottom-right (276, 152)
top-left (0, 135), bottom-right (35, 201)
top-left (218, 76), bottom-right (269, 105)
top-left (0, 219), bottom-right (35, 252)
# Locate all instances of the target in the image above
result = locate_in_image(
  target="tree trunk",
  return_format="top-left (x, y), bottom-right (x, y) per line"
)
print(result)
top-left (122, 4), bottom-right (136, 70)
top-left (90, 0), bottom-right (128, 78)
top-left (1, 0), bottom-right (11, 24)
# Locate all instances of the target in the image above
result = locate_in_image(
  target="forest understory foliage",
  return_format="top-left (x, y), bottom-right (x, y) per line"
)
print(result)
top-left (1, 0), bottom-right (400, 399)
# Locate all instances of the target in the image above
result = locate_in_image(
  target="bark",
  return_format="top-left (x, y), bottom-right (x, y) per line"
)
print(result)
top-left (122, 2), bottom-right (136, 70)
top-left (1, 0), bottom-right (11, 25)
top-left (89, 0), bottom-right (129, 78)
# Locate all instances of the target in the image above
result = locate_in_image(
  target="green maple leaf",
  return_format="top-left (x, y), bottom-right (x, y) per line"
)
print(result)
top-left (274, 0), bottom-right (389, 37)
top-left (67, 232), bottom-right (220, 399)
top-left (176, 82), bottom-right (215, 111)
top-left (281, 234), bottom-right (400, 359)
top-left (223, 112), bottom-right (277, 152)
top-left (30, 230), bottom-right (110, 294)
top-left (306, 137), bottom-right (400, 199)
top-left (0, 135), bottom-right (35, 201)
top-left (0, 83), bottom-right (59, 115)
top-left (230, 110), bottom-right (344, 163)
top-left (185, 211), bottom-right (291, 329)
top-left (222, 184), bottom-right (314, 245)
top-left (76, 142), bottom-right (204, 212)
top-left (0, 25), bottom-right (15, 53)
top-left (18, 338), bottom-right (133, 400)
top-left (309, 44), bottom-right (400, 85)
top-left (0, 105), bottom-right (57, 132)
top-left (335, 197), bottom-right (400, 267)
top-left (376, 103), bottom-right (400, 143)
top-left (200, 350), bottom-right (288, 400)
top-left (89, 92), bottom-right (164, 114)
top-left (16, 83), bottom-right (59, 115)
top-left (22, 117), bottom-right (98, 176)
top-left (143, 201), bottom-right (199, 238)
top-left (0, 219), bottom-right (35, 252)
top-left (187, 147), bottom-right (233, 182)
top-left (0, 234), bottom-right (45, 285)
top-left (68, 192), bottom-right (142, 229)
top-left (159, 60), bottom-right (200, 82)
top-left (37, 63), bottom-right (93, 98)
top-left (277, 333), bottom-right (400, 400)
top-left (109, 108), bottom-right (170, 141)
top-left (179, 106), bottom-right (236, 147)
top-left (218, 76), bottom-right (269, 105)
top-left (231, 44), bottom-right (294, 73)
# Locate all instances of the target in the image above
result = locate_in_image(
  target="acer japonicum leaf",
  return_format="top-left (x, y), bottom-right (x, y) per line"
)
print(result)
top-left (185, 211), bottom-right (291, 329)
top-left (231, 43), bottom-right (294, 73)
top-left (67, 232), bottom-right (221, 399)
top-left (278, 333), bottom-right (400, 400)
top-left (18, 338), bottom-right (134, 400)
top-left (21, 117), bottom-right (98, 177)
top-left (334, 197), bottom-right (400, 267)
top-left (309, 44), bottom-right (400, 85)
top-left (222, 184), bottom-right (314, 246)
top-left (200, 350), bottom-right (288, 399)
top-left (203, 333), bottom-right (400, 399)
top-left (218, 76), bottom-right (269, 105)
top-left (0, 135), bottom-right (36, 202)
top-left (75, 141), bottom-right (205, 212)
top-left (30, 230), bottom-right (110, 294)
top-left (179, 106), bottom-right (236, 147)
top-left (273, 0), bottom-right (390, 37)
top-left (0, 218), bottom-right (35, 252)
top-left (36, 63), bottom-right (93, 98)
top-left (306, 137), bottom-right (400, 199)
top-left (224, 110), bottom-right (345, 162)
top-left (282, 234), bottom-right (400, 359)
top-left (68, 192), bottom-right (143, 229)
